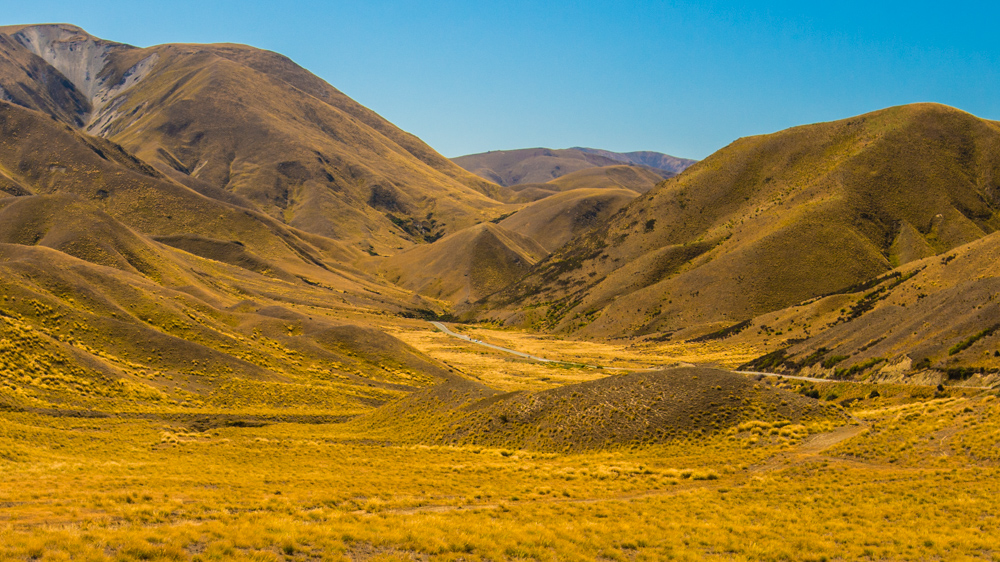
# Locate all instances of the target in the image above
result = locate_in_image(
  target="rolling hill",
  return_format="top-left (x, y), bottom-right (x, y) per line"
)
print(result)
top-left (379, 223), bottom-right (548, 304)
top-left (474, 104), bottom-right (1000, 340)
top-left (508, 165), bottom-right (664, 201)
top-left (498, 187), bottom-right (638, 252)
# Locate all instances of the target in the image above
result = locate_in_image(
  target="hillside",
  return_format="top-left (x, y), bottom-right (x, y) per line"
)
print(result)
top-left (499, 188), bottom-right (638, 252)
top-left (379, 223), bottom-right (547, 304)
top-left (0, 237), bottom-right (457, 414)
top-left (718, 228), bottom-right (1000, 388)
top-left (475, 104), bottom-right (1000, 338)
top-left (0, 24), bottom-right (512, 254)
top-left (453, 147), bottom-right (690, 187)
top-left (508, 165), bottom-right (664, 201)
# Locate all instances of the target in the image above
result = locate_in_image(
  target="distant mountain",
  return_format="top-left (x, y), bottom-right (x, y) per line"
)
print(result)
top-left (473, 104), bottom-right (1000, 340)
top-left (570, 148), bottom-right (697, 175)
top-left (452, 147), bottom-right (695, 187)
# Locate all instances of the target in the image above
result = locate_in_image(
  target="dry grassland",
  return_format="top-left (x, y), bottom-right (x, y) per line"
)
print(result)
top-left (2, 324), bottom-right (999, 560)
top-left (386, 322), bottom-right (760, 393)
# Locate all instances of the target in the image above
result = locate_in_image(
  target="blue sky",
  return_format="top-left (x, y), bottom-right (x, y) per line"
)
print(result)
top-left (4, 1), bottom-right (999, 159)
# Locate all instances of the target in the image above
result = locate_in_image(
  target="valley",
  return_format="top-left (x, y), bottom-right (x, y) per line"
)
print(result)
top-left (0, 22), bottom-right (998, 561)
top-left (2, 322), bottom-right (998, 560)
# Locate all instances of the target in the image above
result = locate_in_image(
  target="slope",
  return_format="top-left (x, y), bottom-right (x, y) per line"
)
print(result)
top-left (0, 98), bottom-right (391, 292)
top-left (499, 188), bottom-right (638, 252)
top-left (379, 223), bottom-right (548, 304)
top-left (726, 229), bottom-right (1000, 388)
top-left (476, 104), bottom-right (1000, 338)
top-left (0, 239), bottom-right (460, 415)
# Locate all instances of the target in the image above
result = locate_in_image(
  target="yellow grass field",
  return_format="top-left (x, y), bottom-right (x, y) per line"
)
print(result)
top-left (2, 323), bottom-right (999, 561)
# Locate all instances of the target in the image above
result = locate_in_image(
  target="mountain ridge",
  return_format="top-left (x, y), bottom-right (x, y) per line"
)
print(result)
top-left (472, 103), bottom-right (1000, 340)
top-left (0, 24), bottom-right (514, 255)
top-left (452, 147), bottom-right (694, 187)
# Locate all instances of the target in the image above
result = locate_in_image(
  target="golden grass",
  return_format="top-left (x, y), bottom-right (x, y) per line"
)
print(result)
top-left (389, 323), bottom-right (761, 383)
top-left (2, 387), bottom-right (1000, 560)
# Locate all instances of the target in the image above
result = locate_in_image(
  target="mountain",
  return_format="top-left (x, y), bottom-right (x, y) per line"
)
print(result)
top-left (0, 24), bottom-right (513, 254)
top-left (0, 24), bottom-right (501, 413)
top-left (452, 147), bottom-right (694, 187)
top-left (474, 104), bottom-right (1000, 339)
top-left (571, 147), bottom-right (697, 174)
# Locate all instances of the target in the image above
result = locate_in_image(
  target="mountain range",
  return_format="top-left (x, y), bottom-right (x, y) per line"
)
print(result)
top-left (0, 22), bottom-right (997, 416)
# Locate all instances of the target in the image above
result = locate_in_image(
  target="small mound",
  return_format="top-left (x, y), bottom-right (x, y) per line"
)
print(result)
top-left (360, 366), bottom-right (845, 451)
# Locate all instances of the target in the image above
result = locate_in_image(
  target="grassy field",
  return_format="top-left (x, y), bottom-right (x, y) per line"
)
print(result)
top-left (385, 323), bottom-right (760, 393)
top-left (2, 323), bottom-right (999, 561)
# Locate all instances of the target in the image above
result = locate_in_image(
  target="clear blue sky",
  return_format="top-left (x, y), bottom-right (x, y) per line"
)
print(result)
top-left (4, 1), bottom-right (999, 159)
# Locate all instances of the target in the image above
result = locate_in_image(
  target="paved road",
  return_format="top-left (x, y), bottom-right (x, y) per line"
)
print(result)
top-left (429, 322), bottom-right (997, 389)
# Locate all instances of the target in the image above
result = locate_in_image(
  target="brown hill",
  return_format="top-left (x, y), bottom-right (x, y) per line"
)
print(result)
top-left (728, 229), bottom-right (1000, 388)
top-left (352, 366), bottom-right (844, 451)
top-left (499, 188), bottom-right (638, 252)
top-left (0, 24), bottom-right (512, 254)
top-left (475, 104), bottom-right (1000, 338)
top-left (0, 98), bottom-right (381, 285)
top-left (453, 147), bottom-right (682, 188)
top-left (379, 223), bottom-right (547, 304)
top-left (509, 165), bottom-right (664, 201)
top-left (571, 147), bottom-right (697, 174)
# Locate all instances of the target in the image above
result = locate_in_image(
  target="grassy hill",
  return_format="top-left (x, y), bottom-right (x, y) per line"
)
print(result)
top-left (0, 24), bottom-right (513, 255)
top-left (475, 104), bottom-right (1000, 339)
top-left (499, 188), bottom-right (638, 252)
top-left (724, 229), bottom-right (1000, 387)
top-left (379, 223), bottom-right (548, 304)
